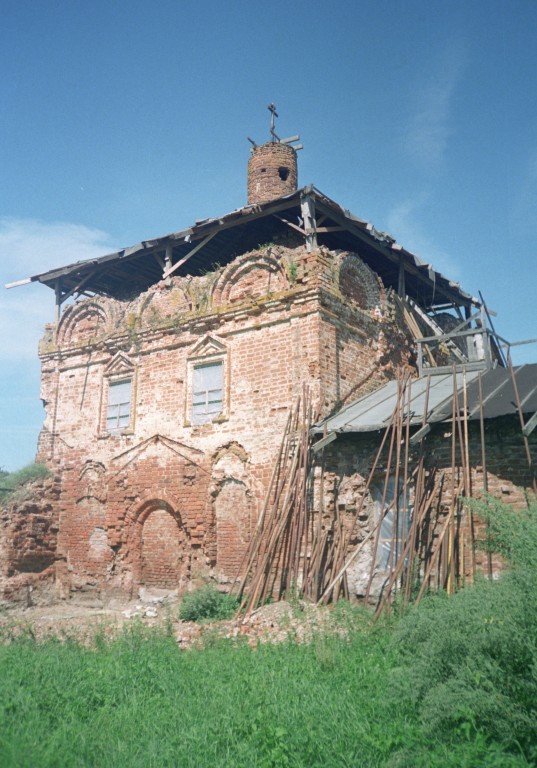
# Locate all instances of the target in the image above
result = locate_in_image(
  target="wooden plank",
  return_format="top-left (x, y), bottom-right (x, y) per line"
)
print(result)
top-left (523, 411), bottom-right (537, 437)
top-left (5, 277), bottom-right (32, 289)
top-left (162, 232), bottom-right (217, 279)
top-left (311, 431), bottom-right (337, 453)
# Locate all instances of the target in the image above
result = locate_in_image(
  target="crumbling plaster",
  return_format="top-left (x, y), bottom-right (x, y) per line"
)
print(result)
top-left (4, 244), bottom-right (414, 601)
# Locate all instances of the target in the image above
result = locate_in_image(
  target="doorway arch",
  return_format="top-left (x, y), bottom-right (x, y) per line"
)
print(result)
top-left (134, 500), bottom-right (190, 588)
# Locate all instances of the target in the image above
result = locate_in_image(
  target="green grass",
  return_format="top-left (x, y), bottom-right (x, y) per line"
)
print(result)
top-left (0, 620), bottom-right (529, 767)
top-left (0, 498), bottom-right (535, 766)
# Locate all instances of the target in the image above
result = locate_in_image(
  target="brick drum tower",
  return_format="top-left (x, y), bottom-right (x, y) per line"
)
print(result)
top-left (247, 141), bottom-right (298, 204)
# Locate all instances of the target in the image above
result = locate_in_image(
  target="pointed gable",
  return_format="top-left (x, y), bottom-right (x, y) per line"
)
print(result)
top-left (104, 351), bottom-right (134, 377)
top-left (188, 334), bottom-right (227, 361)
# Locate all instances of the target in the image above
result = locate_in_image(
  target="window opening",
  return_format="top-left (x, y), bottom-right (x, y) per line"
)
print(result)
top-left (371, 479), bottom-right (412, 570)
top-left (278, 166), bottom-right (289, 181)
top-left (106, 379), bottom-right (132, 432)
top-left (192, 362), bottom-right (223, 424)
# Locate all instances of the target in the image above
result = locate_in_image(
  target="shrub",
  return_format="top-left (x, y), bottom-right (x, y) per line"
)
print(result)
top-left (390, 498), bottom-right (537, 762)
top-left (178, 585), bottom-right (238, 622)
top-left (0, 463), bottom-right (51, 503)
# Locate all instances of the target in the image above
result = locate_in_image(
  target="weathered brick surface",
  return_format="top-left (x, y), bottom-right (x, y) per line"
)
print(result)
top-left (27, 244), bottom-right (413, 598)
top-left (247, 142), bottom-right (298, 204)
top-left (316, 420), bottom-right (536, 597)
top-left (7, 236), bottom-right (533, 604)
top-left (0, 475), bottom-right (61, 605)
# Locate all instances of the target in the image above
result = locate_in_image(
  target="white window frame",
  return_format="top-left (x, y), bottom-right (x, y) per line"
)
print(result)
top-left (101, 374), bottom-right (135, 436)
top-left (191, 361), bottom-right (224, 424)
top-left (185, 340), bottom-right (229, 427)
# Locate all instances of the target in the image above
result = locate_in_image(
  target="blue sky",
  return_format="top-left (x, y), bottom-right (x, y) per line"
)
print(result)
top-left (1, 0), bottom-right (536, 471)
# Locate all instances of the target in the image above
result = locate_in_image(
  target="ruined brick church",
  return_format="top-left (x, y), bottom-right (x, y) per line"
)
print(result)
top-left (3, 122), bottom-right (536, 606)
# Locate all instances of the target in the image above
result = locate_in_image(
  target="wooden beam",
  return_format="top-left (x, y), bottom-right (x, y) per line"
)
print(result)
top-left (409, 423), bottom-right (431, 445)
top-left (55, 279), bottom-right (62, 322)
top-left (311, 431), bottom-right (337, 453)
top-left (164, 245), bottom-right (173, 278)
top-left (300, 194), bottom-right (317, 252)
top-left (312, 197), bottom-right (476, 307)
top-left (273, 215), bottom-right (306, 236)
top-left (152, 252), bottom-right (165, 270)
top-left (523, 411), bottom-right (537, 437)
top-left (162, 232), bottom-right (217, 279)
top-left (397, 259), bottom-right (405, 297)
top-left (59, 269), bottom-right (99, 304)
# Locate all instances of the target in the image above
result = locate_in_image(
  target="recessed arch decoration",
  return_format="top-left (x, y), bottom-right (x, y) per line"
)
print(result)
top-left (77, 460), bottom-right (107, 503)
top-left (338, 253), bottom-right (385, 312)
top-left (208, 442), bottom-right (260, 581)
top-left (211, 251), bottom-right (289, 307)
top-left (131, 498), bottom-right (191, 589)
top-left (57, 300), bottom-right (108, 348)
top-left (140, 282), bottom-right (191, 329)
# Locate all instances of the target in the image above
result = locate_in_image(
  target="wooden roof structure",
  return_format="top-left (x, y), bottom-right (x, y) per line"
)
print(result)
top-left (7, 186), bottom-right (478, 315)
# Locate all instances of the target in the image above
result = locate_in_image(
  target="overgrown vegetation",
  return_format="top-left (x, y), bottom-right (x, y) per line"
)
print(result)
top-left (0, 463), bottom-right (51, 503)
top-left (0, 498), bottom-right (535, 766)
top-left (178, 584), bottom-right (239, 622)
top-left (389, 496), bottom-right (537, 765)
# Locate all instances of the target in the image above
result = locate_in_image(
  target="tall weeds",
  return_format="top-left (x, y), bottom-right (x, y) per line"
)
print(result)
top-left (390, 497), bottom-right (537, 764)
top-left (0, 498), bottom-right (535, 766)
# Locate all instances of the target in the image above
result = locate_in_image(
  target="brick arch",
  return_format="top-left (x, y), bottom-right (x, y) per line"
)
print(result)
top-left (211, 252), bottom-right (288, 306)
top-left (130, 498), bottom-right (191, 589)
top-left (139, 282), bottom-right (191, 329)
top-left (76, 460), bottom-right (107, 503)
top-left (57, 300), bottom-right (109, 347)
top-left (208, 442), bottom-right (261, 581)
top-left (338, 253), bottom-right (385, 312)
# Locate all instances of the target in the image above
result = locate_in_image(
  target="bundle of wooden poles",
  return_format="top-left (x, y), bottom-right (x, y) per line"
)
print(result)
top-left (323, 367), bottom-right (490, 616)
top-left (233, 363), bottom-right (534, 617)
top-left (231, 386), bottom-right (330, 614)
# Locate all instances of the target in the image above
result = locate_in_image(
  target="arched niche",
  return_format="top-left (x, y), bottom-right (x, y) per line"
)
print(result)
top-left (57, 301), bottom-right (108, 348)
top-left (140, 282), bottom-right (191, 329)
top-left (133, 500), bottom-right (190, 589)
top-left (212, 252), bottom-right (288, 307)
top-left (338, 254), bottom-right (385, 312)
top-left (209, 443), bottom-right (257, 580)
top-left (77, 460), bottom-right (107, 503)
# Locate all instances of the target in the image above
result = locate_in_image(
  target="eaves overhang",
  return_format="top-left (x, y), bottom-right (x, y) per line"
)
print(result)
top-left (6, 186), bottom-right (478, 310)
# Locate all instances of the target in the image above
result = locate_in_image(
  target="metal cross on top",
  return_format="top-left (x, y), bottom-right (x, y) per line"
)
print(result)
top-left (268, 103), bottom-right (279, 142)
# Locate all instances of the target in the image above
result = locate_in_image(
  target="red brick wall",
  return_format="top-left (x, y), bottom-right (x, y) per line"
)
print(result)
top-left (140, 506), bottom-right (189, 588)
top-left (247, 142), bottom-right (298, 204)
top-left (0, 475), bottom-right (61, 605)
top-left (31, 244), bottom-right (414, 598)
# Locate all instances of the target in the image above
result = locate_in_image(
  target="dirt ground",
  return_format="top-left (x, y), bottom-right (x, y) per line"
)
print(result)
top-left (0, 589), bottom-right (347, 648)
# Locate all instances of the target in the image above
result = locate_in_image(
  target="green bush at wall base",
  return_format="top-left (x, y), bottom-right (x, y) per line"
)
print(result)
top-left (178, 585), bottom-right (239, 622)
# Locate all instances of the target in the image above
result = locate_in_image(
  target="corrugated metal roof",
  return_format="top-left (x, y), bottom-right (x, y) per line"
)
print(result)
top-left (313, 364), bottom-right (537, 434)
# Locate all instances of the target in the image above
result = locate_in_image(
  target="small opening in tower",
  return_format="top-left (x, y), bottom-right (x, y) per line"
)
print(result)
top-left (260, 167), bottom-right (267, 173)
top-left (278, 166), bottom-right (289, 181)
